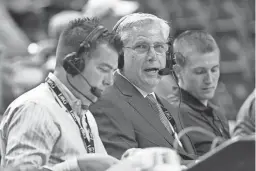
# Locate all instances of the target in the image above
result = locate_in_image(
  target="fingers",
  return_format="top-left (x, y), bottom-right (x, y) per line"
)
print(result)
top-left (150, 164), bottom-right (182, 171)
top-left (121, 148), bottom-right (142, 159)
top-left (83, 153), bottom-right (119, 162)
top-left (78, 153), bottom-right (119, 169)
top-left (120, 147), bottom-right (181, 170)
top-left (108, 147), bottom-right (182, 171)
top-left (162, 152), bottom-right (171, 163)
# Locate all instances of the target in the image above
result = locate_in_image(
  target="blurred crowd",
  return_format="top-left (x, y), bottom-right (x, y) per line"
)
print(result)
top-left (0, 0), bottom-right (255, 121)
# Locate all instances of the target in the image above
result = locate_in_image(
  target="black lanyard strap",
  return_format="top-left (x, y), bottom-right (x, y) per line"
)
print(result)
top-left (158, 101), bottom-right (178, 133)
top-left (46, 77), bottom-right (95, 153)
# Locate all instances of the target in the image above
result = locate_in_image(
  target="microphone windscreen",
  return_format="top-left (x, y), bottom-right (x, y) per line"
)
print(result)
top-left (91, 87), bottom-right (102, 98)
top-left (158, 68), bottom-right (172, 76)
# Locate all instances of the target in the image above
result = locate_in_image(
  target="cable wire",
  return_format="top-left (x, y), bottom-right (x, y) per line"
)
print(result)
top-left (173, 126), bottom-right (217, 151)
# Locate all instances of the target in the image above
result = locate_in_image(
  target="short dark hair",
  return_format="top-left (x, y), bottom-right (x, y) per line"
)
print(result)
top-left (173, 30), bottom-right (219, 67)
top-left (55, 17), bottom-right (123, 67)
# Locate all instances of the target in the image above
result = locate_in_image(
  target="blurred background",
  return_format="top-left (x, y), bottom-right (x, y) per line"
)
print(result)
top-left (0, 0), bottom-right (254, 122)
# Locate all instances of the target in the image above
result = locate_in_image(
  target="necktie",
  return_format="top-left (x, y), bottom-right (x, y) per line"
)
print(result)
top-left (146, 94), bottom-right (183, 148)
top-left (146, 94), bottom-right (173, 134)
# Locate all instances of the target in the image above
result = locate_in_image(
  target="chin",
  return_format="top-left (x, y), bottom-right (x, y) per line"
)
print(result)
top-left (145, 78), bottom-right (160, 87)
top-left (200, 94), bottom-right (214, 101)
top-left (147, 84), bottom-right (159, 92)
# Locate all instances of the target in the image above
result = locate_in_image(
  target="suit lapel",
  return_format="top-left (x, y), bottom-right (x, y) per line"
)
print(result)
top-left (128, 95), bottom-right (176, 146)
top-left (114, 73), bottom-right (175, 146)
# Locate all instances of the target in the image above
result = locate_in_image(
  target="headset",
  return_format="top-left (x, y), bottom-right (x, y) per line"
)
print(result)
top-left (113, 18), bottom-right (228, 157)
top-left (112, 15), bottom-right (176, 73)
top-left (62, 25), bottom-right (108, 102)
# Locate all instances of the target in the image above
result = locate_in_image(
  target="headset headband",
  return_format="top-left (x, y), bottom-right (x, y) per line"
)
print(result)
top-left (77, 25), bottom-right (108, 55)
top-left (113, 15), bottom-right (129, 32)
top-left (81, 25), bottom-right (108, 46)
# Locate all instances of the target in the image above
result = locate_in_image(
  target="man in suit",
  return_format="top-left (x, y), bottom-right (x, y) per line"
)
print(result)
top-left (90, 13), bottom-right (196, 161)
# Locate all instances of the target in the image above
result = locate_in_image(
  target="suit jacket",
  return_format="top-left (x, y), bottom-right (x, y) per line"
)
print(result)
top-left (90, 74), bottom-right (197, 160)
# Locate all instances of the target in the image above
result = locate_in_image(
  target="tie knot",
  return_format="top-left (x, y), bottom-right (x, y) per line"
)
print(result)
top-left (146, 93), bottom-right (154, 98)
top-left (146, 93), bottom-right (158, 104)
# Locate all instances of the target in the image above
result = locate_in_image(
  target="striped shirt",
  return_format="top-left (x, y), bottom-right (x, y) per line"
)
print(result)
top-left (0, 73), bottom-right (107, 170)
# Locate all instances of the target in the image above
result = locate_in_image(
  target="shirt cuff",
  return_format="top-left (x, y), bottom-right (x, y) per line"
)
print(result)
top-left (44, 158), bottom-right (81, 171)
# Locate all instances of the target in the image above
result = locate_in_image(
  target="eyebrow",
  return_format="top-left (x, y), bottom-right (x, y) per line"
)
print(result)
top-left (99, 63), bottom-right (115, 70)
top-left (212, 65), bottom-right (220, 68)
top-left (134, 40), bottom-right (166, 45)
top-left (134, 40), bottom-right (149, 44)
top-left (134, 36), bottom-right (166, 43)
top-left (193, 64), bottom-right (220, 70)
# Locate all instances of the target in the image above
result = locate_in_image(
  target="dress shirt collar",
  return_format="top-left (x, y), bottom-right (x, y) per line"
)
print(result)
top-left (47, 73), bottom-right (85, 116)
top-left (180, 88), bottom-right (213, 114)
top-left (117, 70), bottom-right (156, 98)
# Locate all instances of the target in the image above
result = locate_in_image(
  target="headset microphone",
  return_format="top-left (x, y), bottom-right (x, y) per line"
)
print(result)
top-left (158, 68), bottom-right (173, 76)
top-left (64, 57), bottom-right (102, 100)
top-left (90, 87), bottom-right (102, 98)
top-left (62, 25), bottom-right (109, 102)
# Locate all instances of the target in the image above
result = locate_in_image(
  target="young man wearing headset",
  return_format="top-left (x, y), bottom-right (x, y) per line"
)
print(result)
top-left (172, 30), bottom-right (230, 156)
top-left (0, 18), bottom-right (122, 171)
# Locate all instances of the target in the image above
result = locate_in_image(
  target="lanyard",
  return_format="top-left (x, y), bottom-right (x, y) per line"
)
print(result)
top-left (161, 105), bottom-right (183, 147)
top-left (156, 98), bottom-right (183, 148)
top-left (162, 107), bottom-right (178, 132)
top-left (46, 77), bottom-right (95, 153)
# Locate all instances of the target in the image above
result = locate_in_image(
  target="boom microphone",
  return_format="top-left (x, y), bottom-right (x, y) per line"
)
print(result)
top-left (65, 60), bottom-right (102, 101)
top-left (158, 68), bottom-right (173, 76)
top-left (90, 87), bottom-right (102, 98)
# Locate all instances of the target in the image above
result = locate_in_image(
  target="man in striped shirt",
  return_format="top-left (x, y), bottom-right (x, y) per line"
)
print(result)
top-left (0, 17), bottom-right (122, 171)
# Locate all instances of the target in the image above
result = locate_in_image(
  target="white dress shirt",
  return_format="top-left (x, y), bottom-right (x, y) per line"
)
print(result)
top-left (117, 71), bottom-right (156, 98)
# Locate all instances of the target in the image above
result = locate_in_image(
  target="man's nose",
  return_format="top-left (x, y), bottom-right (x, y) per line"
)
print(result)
top-left (104, 73), bottom-right (114, 86)
top-left (204, 71), bottom-right (213, 84)
top-left (148, 46), bottom-right (157, 62)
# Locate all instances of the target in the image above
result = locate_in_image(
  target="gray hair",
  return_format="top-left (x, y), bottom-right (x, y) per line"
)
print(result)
top-left (113, 13), bottom-right (170, 45)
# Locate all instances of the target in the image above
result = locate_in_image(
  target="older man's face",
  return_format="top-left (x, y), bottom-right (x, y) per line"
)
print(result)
top-left (122, 23), bottom-right (167, 93)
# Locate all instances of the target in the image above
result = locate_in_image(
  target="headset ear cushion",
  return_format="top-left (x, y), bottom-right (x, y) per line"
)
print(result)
top-left (63, 53), bottom-right (76, 74)
top-left (118, 51), bottom-right (124, 69)
top-left (63, 52), bottom-right (85, 76)
top-left (165, 42), bottom-right (174, 69)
